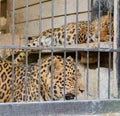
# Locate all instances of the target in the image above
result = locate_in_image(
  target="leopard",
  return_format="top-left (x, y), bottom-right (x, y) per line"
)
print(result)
top-left (27, 12), bottom-right (113, 47)
top-left (0, 13), bottom-right (113, 65)
top-left (30, 21), bottom-right (91, 47)
top-left (0, 55), bottom-right (84, 102)
top-left (0, 21), bottom-right (90, 65)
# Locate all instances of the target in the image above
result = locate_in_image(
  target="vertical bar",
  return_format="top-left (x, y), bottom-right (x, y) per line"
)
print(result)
top-left (0, 0), bottom-right (1, 23)
top-left (38, 52), bottom-right (41, 101)
top-left (64, 0), bottom-right (67, 48)
top-left (25, 0), bottom-right (29, 102)
top-left (114, 0), bottom-right (120, 98)
top-left (11, 0), bottom-right (15, 102)
top-left (97, 0), bottom-right (101, 99)
top-left (63, 0), bottom-right (67, 101)
top-left (75, 51), bottom-right (78, 100)
top-left (108, 52), bottom-right (111, 99)
top-left (51, 0), bottom-right (54, 47)
top-left (63, 51), bottom-right (66, 101)
top-left (75, 0), bottom-right (79, 100)
top-left (0, 1), bottom-right (2, 14)
top-left (86, 0), bottom-right (90, 99)
top-left (108, 0), bottom-right (113, 99)
top-left (25, 0), bottom-right (29, 45)
top-left (0, 1), bottom-right (2, 34)
top-left (50, 0), bottom-right (54, 101)
top-left (38, 0), bottom-right (42, 102)
top-left (75, 0), bottom-right (78, 46)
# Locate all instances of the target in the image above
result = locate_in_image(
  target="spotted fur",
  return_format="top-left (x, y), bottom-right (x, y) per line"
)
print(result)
top-left (0, 55), bottom-right (84, 102)
top-left (0, 14), bottom-right (113, 64)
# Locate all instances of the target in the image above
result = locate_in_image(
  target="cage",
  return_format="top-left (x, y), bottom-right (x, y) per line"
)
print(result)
top-left (0, 0), bottom-right (120, 116)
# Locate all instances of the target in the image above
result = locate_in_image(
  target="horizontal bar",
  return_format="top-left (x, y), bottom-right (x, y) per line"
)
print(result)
top-left (0, 99), bottom-right (120, 116)
top-left (0, 46), bottom-right (118, 53)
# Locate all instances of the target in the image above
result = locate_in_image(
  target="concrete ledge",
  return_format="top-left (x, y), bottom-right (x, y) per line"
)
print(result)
top-left (0, 100), bottom-right (120, 116)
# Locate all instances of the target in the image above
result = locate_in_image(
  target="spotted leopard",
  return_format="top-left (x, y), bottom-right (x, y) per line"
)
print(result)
top-left (0, 55), bottom-right (84, 102)
top-left (0, 13), bottom-right (113, 65)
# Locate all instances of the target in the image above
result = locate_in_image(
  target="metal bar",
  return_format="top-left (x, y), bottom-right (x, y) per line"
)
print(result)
top-left (86, 0), bottom-right (91, 99)
top-left (11, 0), bottom-right (15, 102)
top-left (75, 0), bottom-right (78, 46)
top-left (25, 0), bottom-right (29, 102)
top-left (37, 0), bottom-right (42, 102)
top-left (38, 51), bottom-right (41, 101)
top-left (74, 0), bottom-right (79, 100)
top-left (50, 0), bottom-right (54, 101)
top-left (0, 45), bottom-right (118, 52)
top-left (108, 0), bottom-right (113, 99)
top-left (0, 0), bottom-right (1, 20)
top-left (25, 0), bottom-right (29, 46)
top-left (75, 51), bottom-right (78, 100)
top-left (63, 0), bottom-right (67, 101)
top-left (63, 51), bottom-right (66, 101)
top-left (97, 0), bottom-right (101, 99)
top-left (108, 52), bottom-right (111, 98)
top-left (114, 0), bottom-right (120, 98)
top-left (64, 0), bottom-right (67, 48)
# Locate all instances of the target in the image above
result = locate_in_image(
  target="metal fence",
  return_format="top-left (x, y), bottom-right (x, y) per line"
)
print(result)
top-left (0, 0), bottom-right (120, 115)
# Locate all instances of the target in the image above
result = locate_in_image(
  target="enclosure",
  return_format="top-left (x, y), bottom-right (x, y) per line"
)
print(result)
top-left (0, 0), bottom-right (120, 115)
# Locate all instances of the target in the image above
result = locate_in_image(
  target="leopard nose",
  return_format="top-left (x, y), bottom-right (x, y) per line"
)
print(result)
top-left (80, 90), bottom-right (84, 93)
top-left (65, 93), bottom-right (75, 100)
top-left (28, 37), bottom-right (32, 40)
